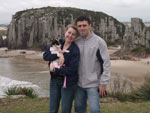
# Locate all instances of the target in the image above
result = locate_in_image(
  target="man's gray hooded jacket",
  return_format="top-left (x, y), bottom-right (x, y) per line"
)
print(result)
top-left (75, 32), bottom-right (111, 88)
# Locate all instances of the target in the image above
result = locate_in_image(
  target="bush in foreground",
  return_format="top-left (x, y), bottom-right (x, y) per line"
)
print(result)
top-left (5, 87), bottom-right (38, 98)
top-left (108, 73), bottom-right (150, 102)
top-left (130, 76), bottom-right (150, 101)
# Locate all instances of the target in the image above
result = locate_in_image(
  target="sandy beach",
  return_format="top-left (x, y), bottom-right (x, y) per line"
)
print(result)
top-left (111, 58), bottom-right (150, 86)
top-left (109, 47), bottom-right (150, 81)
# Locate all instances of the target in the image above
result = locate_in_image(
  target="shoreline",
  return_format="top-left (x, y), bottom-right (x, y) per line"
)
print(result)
top-left (0, 47), bottom-right (43, 59)
top-left (1, 47), bottom-right (150, 93)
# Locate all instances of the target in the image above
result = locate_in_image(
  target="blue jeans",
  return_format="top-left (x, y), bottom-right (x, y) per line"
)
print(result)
top-left (49, 79), bottom-right (77, 113)
top-left (75, 86), bottom-right (101, 113)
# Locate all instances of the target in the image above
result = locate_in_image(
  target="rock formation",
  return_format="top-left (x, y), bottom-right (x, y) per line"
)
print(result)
top-left (0, 27), bottom-right (7, 47)
top-left (7, 7), bottom-right (149, 52)
top-left (7, 7), bottom-right (124, 50)
top-left (122, 18), bottom-right (150, 51)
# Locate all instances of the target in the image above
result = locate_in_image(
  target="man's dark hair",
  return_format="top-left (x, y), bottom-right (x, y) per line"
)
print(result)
top-left (75, 15), bottom-right (91, 25)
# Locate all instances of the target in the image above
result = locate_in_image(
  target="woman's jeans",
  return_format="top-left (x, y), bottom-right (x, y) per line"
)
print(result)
top-left (75, 86), bottom-right (101, 113)
top-left (49, 79), bottom-right (77, 113)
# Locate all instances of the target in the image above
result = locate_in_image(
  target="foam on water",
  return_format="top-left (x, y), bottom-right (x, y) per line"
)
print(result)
top-left (0, 76), bottom-right (41, 98)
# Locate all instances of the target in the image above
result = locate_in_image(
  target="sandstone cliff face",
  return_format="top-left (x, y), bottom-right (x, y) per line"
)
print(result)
top-left (122, 18), bottom-right (150, 51)
top-left (0, 27), bottom-right (7, 47)
top-left (7, 7), bottom-right (124, 49)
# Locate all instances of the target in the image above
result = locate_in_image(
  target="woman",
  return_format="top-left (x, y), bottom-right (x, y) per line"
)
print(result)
top-left (43, 24), bottom-right (80, 113)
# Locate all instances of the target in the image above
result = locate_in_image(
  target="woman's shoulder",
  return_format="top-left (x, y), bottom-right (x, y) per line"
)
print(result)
top-left (72, 41), bottom-right (79, 48)
top-left (71, 42), bottom-right (80, 53)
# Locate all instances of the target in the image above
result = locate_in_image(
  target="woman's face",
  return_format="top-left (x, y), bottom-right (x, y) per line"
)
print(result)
top-left (65, 27), bottom-right (77, 43)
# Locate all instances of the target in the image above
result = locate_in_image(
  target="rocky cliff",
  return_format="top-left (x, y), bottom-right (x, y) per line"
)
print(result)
top-left (7, 7), bottom-right (125, 49)
top-left (0, 27), bottom-right (7, 47)
top-left (122, 18), bottom-right (150, 51)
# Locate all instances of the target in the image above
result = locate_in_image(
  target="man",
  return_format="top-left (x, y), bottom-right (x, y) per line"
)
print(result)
top-left (74, 16), bottom-right (111, 113)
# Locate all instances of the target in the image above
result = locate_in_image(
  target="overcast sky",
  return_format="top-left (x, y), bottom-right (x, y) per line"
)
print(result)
top-left (0, 0), bottom-right (149, 24)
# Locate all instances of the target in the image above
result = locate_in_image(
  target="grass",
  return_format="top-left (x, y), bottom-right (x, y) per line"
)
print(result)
top-left (131, 46), bottom-right (146, 53)
top-left (0, 98), bottom-right (150, 113)
top-left (101, 101), bottom-right (150, 113)
top-left (0, 98), bottom-right (49, 113)
top-left (131, 45), bottom-right (150, 55)
top-left (1, 74), bottom-right (150, 113)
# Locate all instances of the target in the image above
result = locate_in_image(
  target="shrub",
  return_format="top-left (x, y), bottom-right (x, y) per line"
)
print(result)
top-left (5, 87), bottom-right (38, 98)
top-left (109, 73), bottom-right (150, 102)
top-left (131, 46), bottom-right (146, 53)
top-left (130, 75), bottom-right (150, 101)
top-left (108, 74), bottom-right (134, 101)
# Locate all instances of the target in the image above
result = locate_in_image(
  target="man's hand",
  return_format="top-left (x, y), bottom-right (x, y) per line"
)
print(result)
top-left (98, 85), bottom-right (107, 97)
top-left (58, 53), bottom-right (64, 67)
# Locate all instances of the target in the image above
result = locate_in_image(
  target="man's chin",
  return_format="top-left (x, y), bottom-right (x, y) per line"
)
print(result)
top-left (81, 35), bottom-right (87, 38)
top-left (80, 33), bottom-right (86, 37)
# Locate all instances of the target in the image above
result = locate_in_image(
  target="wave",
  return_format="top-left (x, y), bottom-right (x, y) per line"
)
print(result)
top-left (0, 76), bottom-right (41, 98)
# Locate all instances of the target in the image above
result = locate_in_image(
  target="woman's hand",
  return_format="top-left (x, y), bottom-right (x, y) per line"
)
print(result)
top-left (58, 53), bottom-right (65, 67)
top-left (50, 63), bottom-right (55, 72)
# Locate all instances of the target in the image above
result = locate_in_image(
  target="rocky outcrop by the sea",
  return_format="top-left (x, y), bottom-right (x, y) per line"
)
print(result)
top-left (0, 27), bottom-right (7, 47)
top-left (4, 7), bottom-right (150, 53)
top-left (7, 7), bottom-right (125, 50)
top-left (122, 18), bottom-right (150, 51)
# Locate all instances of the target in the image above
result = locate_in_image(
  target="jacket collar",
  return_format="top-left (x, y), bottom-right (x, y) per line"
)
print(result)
top-left (77, 31), bottom-right (94, 41)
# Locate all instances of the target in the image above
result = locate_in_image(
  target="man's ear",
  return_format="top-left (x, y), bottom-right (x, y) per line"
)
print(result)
top-left (89, 24), bottom-right (91, 28)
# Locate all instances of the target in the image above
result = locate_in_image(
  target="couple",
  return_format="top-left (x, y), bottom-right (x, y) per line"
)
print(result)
top-left (43, 15), bottom-right (111, 113)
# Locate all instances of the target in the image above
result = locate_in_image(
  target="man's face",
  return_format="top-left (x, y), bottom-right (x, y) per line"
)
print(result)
top-left (76, 21), bottom-right (91, 38)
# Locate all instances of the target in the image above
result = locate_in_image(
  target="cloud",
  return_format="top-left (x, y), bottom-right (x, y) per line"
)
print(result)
top-left (110, 0), bottom-right (142, 6)
top-left (0, 0), bottom-right (149, 24)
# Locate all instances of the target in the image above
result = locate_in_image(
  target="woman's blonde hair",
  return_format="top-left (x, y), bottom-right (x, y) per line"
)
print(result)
top-left (65, 24), bottom-right (79, 36)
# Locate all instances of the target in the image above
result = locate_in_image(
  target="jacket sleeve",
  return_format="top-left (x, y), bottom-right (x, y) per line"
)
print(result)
top-left (43, 46), bottom-right (59, 61)
top-left (97, 39), bottom-right (111, 86)
top-left (54, 46), bottom-right (80, 77)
